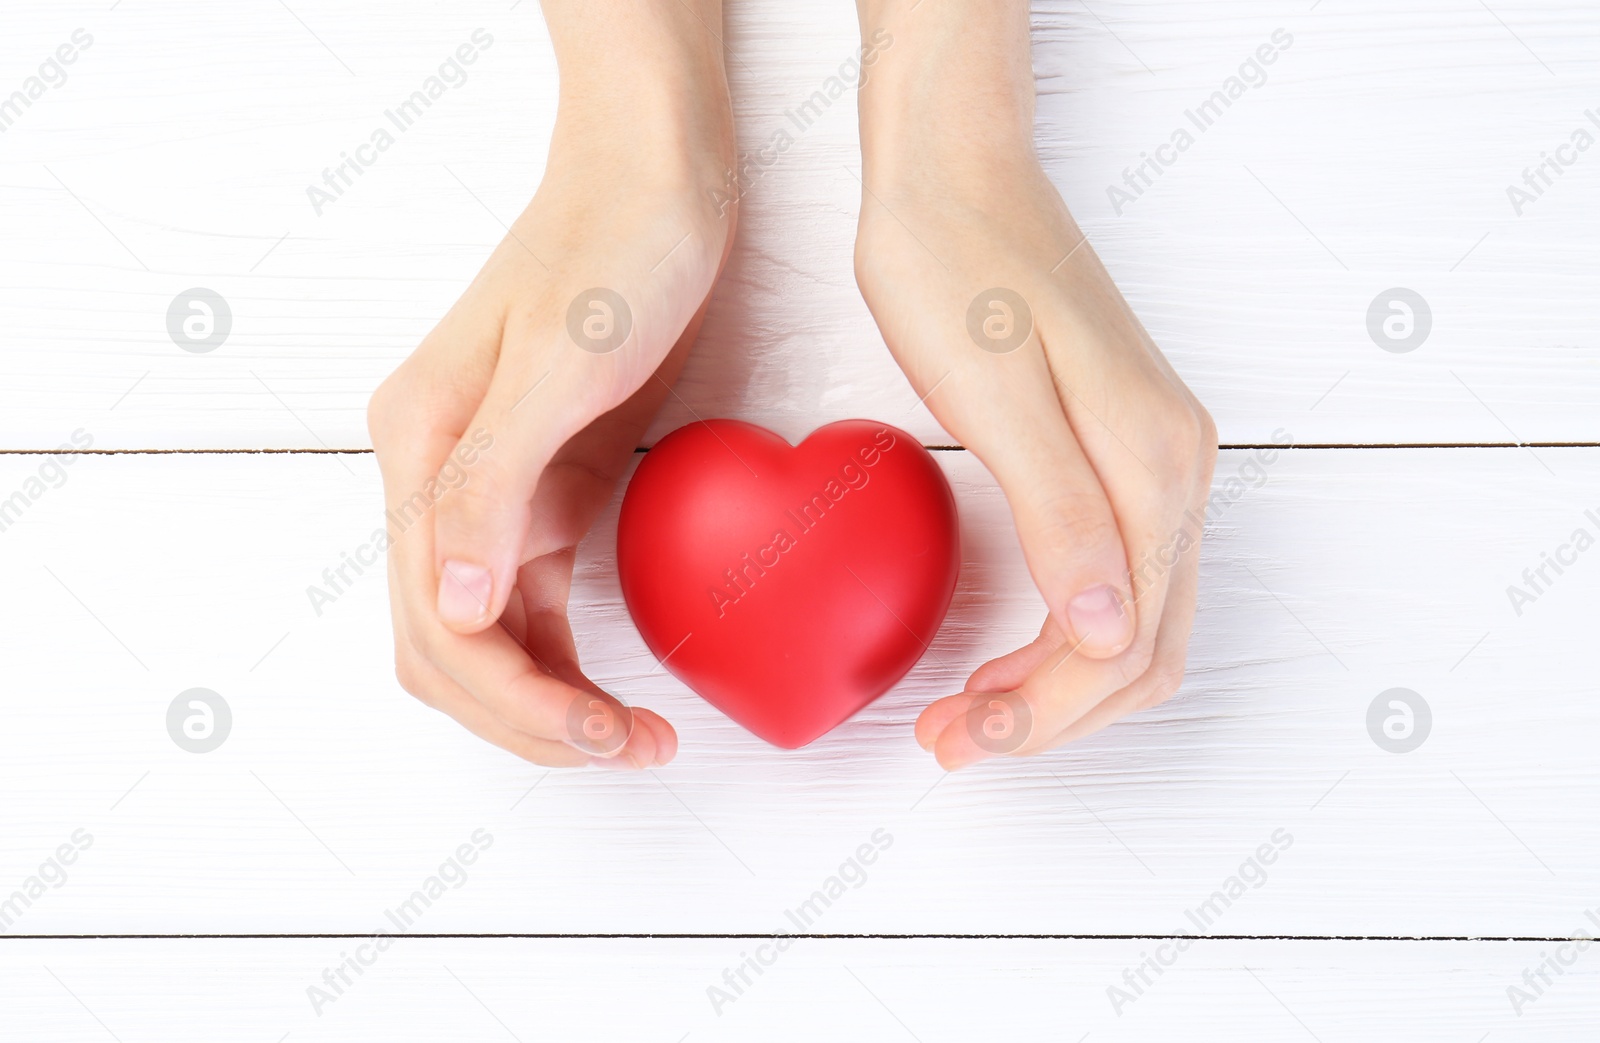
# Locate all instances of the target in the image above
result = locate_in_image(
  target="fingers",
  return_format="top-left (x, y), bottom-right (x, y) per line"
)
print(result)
top-left (507, 552), bottom-right (681, 764)
top-left (1030, 517), bottom-right (1203, 752)
top-left (914, 288), bottom-right (1215, 767)
top-left (398, 577), bottom-right (674, 768)
top-left (370, 299), bottom-right (503, 630)
top-left (397, 645), bottom-right (672, 769)
top-left (963, 616), bottom-right (1065, 694)
top-left (395, 651), bottom-right (589, 768)
top-left (515, 326), bottom-right (698, 563)
top-left (634, 706), bottom-right (679, 765)
top-left (926, 635), bottom-right (1127, 771)
top-left (920, 477), bottom-right (1209, 770)
top-left (1046, 360), bottom-right (1214, 688)
top-left (913, 693), bottom-right (970, 753)
top-left (428, 321), bottom-right (587, 632)
top-left (911, 617), bottom-right (1062, 750)
top-left (411, 543), bottom-right (676, 769)
top-left (431, 281), bottom-right (714, 634)
top-left (402, 601), bottom-right (651, 763)
top-left (373, 361), bottom-right (677, 770)
top-left (937, 346), bottom-right (1137, 659)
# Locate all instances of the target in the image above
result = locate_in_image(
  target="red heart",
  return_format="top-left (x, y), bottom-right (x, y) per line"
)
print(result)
top-left (617, 420), bottom-right (960, 748)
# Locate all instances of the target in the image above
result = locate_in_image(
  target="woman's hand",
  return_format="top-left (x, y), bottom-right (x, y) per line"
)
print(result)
top-left (853, 0), bottom-right (1217, 769)
top-left (368, 1), bottom-right (736, 768)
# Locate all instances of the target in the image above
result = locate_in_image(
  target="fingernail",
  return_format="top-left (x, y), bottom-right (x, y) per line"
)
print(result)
top-left (1066, 584), bottom-right (1132, 656)
top-left (437, 560), bottom-right (492, 626)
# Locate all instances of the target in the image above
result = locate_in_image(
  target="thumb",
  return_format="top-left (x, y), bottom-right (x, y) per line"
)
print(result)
top-left (431, 340), bottom-right (592, 634)
top-left (955, 359), bottom-right (1136, 659)
top-left (430, 269), bottom-right (711, 632)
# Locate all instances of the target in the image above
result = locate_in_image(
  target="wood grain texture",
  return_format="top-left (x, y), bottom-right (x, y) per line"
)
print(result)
top-left (1, 448), bottom-right (1595, 936)
top-left (0, 0), bottom-right (1596, 449)
top-left (0, 938), bottom-right (1595, 1041)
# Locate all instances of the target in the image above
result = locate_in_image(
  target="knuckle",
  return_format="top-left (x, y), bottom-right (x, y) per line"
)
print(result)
top-left (393, 650), bottom-right (433, 705)
top-left (366, 371), bottom-right (408, 450)
top-left (1151, 404), bottom-right (1206, 479)
top-left (851, 243), bottom-right (872, 290)
top-left (1192, 412), bottom-right (1220, 482)
top-left (1032, 495), bottom-right (1122, 560)
top-left (1194, 403), bottom-right (1219, 461)
top-left (1134, 386), bottom-right (1216, 486)
top-left (369, 360), bottom-right (468, 457)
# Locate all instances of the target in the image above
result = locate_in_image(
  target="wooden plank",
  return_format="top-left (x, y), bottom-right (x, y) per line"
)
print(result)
top-left (1, 0), bottom-right (1596, 449)
top-left (1, 447), bottom-right (1595, 935)
top-left (0, 938), bottom-right (1595, 1040)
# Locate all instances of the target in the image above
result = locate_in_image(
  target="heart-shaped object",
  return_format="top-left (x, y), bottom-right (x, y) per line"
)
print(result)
top-left (617, 419), bottom-right (960, 748)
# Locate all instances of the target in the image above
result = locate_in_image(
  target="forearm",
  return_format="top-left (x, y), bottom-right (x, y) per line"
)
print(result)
top-left (541, 0), bottom-right (734, 175)
top-left (855, 0), bottom-right (1036, 183)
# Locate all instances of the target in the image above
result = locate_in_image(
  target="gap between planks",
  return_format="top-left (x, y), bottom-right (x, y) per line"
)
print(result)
top-left (0, 933), bottom-right (1594, 942)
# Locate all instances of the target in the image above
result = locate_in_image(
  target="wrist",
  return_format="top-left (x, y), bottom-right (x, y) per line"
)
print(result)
top-left (855, 0), bottom-right (1037, 187)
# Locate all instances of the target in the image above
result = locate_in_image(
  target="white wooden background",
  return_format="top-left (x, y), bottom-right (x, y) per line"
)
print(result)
top-left (2, 0), bottom-right (1598, 1040)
